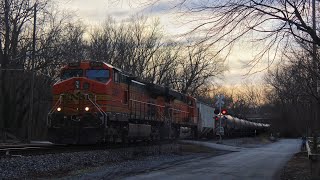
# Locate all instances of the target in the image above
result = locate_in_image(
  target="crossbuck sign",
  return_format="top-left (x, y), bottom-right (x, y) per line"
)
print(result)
top-left (215, 94), bottom-right (225, 107)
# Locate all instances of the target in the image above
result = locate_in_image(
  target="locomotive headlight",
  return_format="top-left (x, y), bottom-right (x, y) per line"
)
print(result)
top-left (85, 107), bottom-right (90, 111)
top-left (57, 107), bottom-right (62, 112)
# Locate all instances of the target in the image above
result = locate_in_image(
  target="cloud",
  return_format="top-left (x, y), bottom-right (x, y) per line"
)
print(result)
top-left (107, 9), bottom-right (132, 17)
top-left (55, 0), bottom-right (270, 86)
top-left (140, 1), bottom-right (174, 15)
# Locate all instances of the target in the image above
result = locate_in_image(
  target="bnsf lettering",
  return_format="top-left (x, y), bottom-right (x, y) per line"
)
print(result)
top-left (53, 93), bottom-right (111, 102)
top-left (62, 93), bottom-right (95, 101)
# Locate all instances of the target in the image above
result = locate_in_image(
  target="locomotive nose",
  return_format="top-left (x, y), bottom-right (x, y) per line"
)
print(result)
top-left (52, 77), bottom-right (95, 114)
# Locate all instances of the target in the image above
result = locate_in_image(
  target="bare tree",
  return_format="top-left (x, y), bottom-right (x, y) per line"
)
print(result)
top-left (168, 0), bottom-right (320, 135)
top-left (88, 16), bottom-right (227, 95)
top-left (131, 0), bottom-right (320, 72)
top-left (0, 0), bottom-right (88, 140)
top-left (88, 18), bottom-right (116, 63)
top-left (266, 44), bottom-right (320, 135)
top-left (144, 41), bottom-right (180, 86)
top-left (175, 44), bottom-right (226, 95)
top-left (88, 17), bottom-right (163, 77)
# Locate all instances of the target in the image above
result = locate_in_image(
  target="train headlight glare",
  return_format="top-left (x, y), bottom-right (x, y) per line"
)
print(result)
top-left (85, 107), bottom-right (90, 111)
top-left (57, 107), bottom-right (62, 112)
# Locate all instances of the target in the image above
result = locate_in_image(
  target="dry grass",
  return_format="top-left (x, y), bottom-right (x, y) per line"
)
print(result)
top-left (178, 143), bottom-right (230, 156)
top-left (179, 143), bottom-right (215, 153)
top-left (280, 152), bottom-right (311, 180)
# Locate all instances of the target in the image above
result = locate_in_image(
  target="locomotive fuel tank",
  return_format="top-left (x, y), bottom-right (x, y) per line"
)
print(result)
top-left (128, 123), bottom-right (152, 138)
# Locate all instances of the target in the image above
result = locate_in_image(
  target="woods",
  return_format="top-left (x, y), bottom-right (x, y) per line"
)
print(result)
top-left (0, 0), bottom-right (226, 141)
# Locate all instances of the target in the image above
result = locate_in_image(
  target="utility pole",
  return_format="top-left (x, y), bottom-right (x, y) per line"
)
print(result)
top-left (312, 0), bottom-right (317, 84)
top-left (313, 0), bottom-right (316, 61)
top-left (28, 2), bottom-right (36, 142)
top-left (1, 0), bottom-right (10, 142)
top-left (311, 0), bottom-right (320, 139)
top-left (316, 0), bottom-right (320, 96)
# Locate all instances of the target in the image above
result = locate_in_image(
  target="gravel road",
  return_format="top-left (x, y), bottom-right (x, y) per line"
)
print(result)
top-left (125, 139), bottom-right (300, 180)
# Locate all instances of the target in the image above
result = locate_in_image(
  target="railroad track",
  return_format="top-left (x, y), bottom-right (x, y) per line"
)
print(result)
top-left (0, 140), bottom-right (176, 157)
top-left (0, 144), bottom-right (70, 157)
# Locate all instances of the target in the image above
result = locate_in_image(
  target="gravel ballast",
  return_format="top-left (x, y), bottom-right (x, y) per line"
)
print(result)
top-left (0, 143), bottom-right (228, 179)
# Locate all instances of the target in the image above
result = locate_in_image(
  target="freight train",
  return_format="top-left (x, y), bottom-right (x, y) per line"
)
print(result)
top-left (197, 103), bottom-right (269, 138)
top-left (47, 61), bottom-right (269, 144)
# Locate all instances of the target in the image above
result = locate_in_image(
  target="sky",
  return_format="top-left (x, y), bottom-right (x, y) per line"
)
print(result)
top-left (56, 0), bottom-right (266, 86)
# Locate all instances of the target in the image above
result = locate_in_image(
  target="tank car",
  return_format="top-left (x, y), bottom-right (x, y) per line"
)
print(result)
top-left (218, 115), bottom-right (269, 137)
top-left (47, 61), bottom-right (198, 144)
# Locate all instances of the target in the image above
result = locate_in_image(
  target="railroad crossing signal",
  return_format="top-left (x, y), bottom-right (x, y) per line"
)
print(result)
top-left (221, 109), bottom-right (227, 115)
top-left (215, 94), bottom-right (225, 143)
top-left (214, 108), bottom-right (227, 115)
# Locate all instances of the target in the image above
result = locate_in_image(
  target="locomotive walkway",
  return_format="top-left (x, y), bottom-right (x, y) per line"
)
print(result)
top-left (126, 139), bottom-right (300, 180)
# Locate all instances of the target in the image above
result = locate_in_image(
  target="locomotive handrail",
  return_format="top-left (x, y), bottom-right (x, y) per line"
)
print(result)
top-left (129, 99), bottom-right (165, 108)
top-left (129, 99), bottom-right (167, 121)
top-left (47, 95), bottom-right (63, 127)
top-left (168, 108), bottom-right (189, 114)
top-left (86, 94), bottom-right (108, 127)
top-left (48, 95), bottom-right (63, 115)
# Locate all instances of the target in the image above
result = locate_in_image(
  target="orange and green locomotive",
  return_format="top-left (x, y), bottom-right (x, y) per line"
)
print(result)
top-left (47, 61), bottom-right (198, 144)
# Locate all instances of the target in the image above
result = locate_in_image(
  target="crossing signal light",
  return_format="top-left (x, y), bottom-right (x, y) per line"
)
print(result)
top-left (214, 109), bottom-right (219, 115)
top-left (214, 116), bottom-right (219, 121)
top-left (221, 109), bottom-right (227, 115)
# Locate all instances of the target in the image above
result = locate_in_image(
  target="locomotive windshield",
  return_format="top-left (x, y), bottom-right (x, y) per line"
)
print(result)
top-left (61, 69), bottom-right (83, 80)
top-left (86, 69), bottom-right (110, 83)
